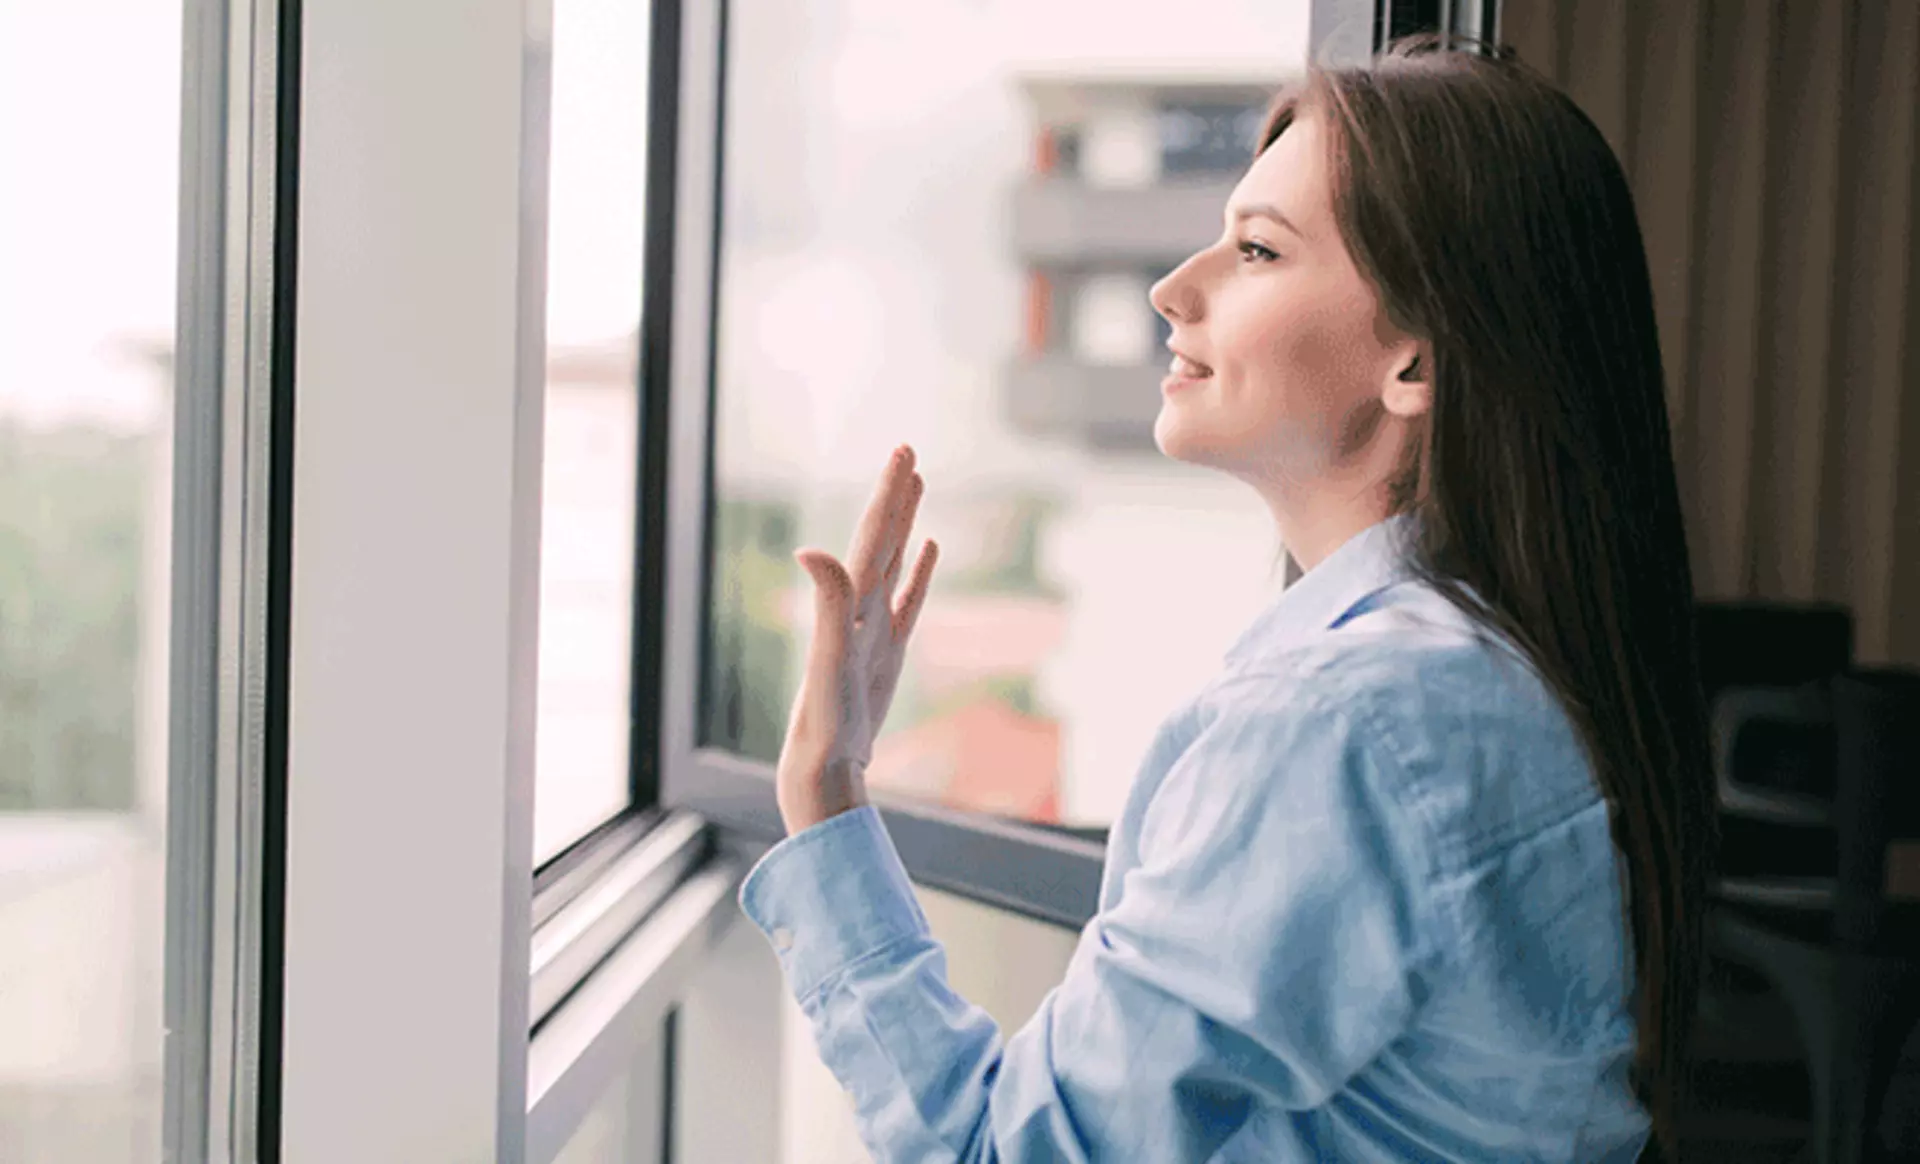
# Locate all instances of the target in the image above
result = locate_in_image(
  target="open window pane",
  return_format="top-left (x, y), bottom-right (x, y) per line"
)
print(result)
top-left (535, 0), bottom-right (653, 866)
top-left (702, 0), bottom-right (1311, 830)
top-left (0, 1), bottom-right (181, 1157)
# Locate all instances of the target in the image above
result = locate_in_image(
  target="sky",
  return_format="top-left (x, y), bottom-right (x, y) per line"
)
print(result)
top-left (0, 0), bottom-right (656, 426)
top-left (0, 0), bottom-right (183, 428)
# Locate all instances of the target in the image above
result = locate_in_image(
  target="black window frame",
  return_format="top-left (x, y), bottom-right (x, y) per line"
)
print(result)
top-left (1374, 0), bottom-right (1501, 49)
top-left (533, 0), bottom-right (690, 901)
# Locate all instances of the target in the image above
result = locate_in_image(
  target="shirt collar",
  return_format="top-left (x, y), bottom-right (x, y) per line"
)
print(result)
top-left (1223, 512), bottom-right (1421, 667)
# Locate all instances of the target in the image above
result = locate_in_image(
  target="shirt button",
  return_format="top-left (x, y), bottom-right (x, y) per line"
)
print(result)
top-left (771, 926), bottom-right (794, 951)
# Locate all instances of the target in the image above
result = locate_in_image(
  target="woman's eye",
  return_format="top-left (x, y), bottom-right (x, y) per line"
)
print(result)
top-left (1237, 239), bottom-right (1281, 263)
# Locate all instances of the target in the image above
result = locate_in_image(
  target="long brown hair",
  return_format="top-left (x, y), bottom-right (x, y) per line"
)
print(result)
top-left (1257, 33), bottom-right (1717, 1158)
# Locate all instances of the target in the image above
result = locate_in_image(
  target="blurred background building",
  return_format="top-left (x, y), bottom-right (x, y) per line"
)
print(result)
top-left (705, 0), bottom-right (1310, 836)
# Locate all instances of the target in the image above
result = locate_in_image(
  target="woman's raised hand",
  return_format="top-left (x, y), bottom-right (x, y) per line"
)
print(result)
top-left (775, 444), bottom-right (939, 834)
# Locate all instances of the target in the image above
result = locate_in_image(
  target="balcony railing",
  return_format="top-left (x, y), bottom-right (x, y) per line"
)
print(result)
top-left (1009, 176), bottom-right (1236, 265)
top-left (1004, 356), bottom-right (1164, 452)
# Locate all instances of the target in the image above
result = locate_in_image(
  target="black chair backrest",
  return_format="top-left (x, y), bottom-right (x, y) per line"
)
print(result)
top-left (1719, 667), bottom-right (1920, 948)
top-left (1696, 600), bottom-right (1853, 704)
top-left (1715, 684), bottom-right (1837, 821)
top-left (1700, 602), bottom-right (1856, 886)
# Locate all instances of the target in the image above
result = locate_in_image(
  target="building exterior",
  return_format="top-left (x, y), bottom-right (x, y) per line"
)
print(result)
top-left (1006, 73), bottom-right (1279, 452)
top-left (1003, 73), bottom-right (1299, 826)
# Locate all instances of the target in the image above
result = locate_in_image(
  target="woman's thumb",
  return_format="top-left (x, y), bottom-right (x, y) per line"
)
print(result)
top-left (796, 549), bottom-right (851, 669)
top-left (796, 550), bottom-right (846, 607)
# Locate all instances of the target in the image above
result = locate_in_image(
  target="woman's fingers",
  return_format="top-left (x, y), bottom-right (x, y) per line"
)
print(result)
top-left (813, 445), bottom-right (929, 647)
top-left (891, 538), bottom-right (939, 643)
top-left (879, 473), bottom-right (923, 597)
top-left (848, 447), bottom-right (915, 601)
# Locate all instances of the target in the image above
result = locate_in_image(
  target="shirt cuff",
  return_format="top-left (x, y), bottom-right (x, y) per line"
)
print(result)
top-left (737, 804), bottom-right (931, 1002)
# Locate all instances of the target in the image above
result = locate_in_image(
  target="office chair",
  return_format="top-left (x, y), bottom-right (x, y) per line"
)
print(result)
top-left (1709, 667), bottom-right (1920, 1164)
top-left (1695, 600), bottom-right (1854, 878)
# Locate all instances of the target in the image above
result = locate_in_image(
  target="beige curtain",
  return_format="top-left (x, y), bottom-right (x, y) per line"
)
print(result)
top-left (1499, 0), bottom-right (1920, 666)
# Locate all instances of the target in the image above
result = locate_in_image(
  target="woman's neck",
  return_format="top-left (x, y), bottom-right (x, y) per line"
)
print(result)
top-left (1260, 480), bottom-right (1396, 573)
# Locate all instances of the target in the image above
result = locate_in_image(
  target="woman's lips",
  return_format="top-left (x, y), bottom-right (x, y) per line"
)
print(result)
top-left (1163, 352), bottom-right (1212, 393)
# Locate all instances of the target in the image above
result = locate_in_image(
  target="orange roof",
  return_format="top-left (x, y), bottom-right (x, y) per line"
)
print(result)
top-left (870, 699), bottom-right (1061, 823)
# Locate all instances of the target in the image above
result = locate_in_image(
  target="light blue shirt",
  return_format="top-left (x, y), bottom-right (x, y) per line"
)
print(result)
top-left (738, 515), bottom-right (1650, 1162)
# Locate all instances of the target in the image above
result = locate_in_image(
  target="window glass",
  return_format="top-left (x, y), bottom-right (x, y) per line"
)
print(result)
top-left (704, 0), bottom-right (1310, 829)
top-left (535, 0), bottom-right (651, 866)
top-left (0, 1), bottom-right (180, 1158)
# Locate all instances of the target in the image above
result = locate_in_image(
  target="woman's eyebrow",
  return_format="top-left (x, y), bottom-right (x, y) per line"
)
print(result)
top-left (1229, 203), bottom-right (1306, 239)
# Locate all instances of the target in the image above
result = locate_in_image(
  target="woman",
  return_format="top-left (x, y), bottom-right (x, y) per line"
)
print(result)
top-left (739, 33), bottom-right (1716, 1163)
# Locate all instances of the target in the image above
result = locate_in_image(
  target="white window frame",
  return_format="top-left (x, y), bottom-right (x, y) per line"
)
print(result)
top-left (164, 0), bottom-right (294, 1158)
top-left (271, 0), bottom-right (760, 1160)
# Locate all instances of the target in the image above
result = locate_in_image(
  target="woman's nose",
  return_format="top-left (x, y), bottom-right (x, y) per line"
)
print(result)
top-left (1150, 257), bottom-right (1203, 325)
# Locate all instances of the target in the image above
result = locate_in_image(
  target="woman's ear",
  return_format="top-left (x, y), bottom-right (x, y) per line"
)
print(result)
top-left (1383, 347), bottom-right (1433, 418)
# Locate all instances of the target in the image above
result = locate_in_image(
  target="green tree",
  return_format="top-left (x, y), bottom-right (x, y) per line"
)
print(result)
top-left (0, 422), bottom-right (147, 811)
top-left (701, 494), bottom-right (798, 765)
top-left (940, 489), bottom-right (1066, 600)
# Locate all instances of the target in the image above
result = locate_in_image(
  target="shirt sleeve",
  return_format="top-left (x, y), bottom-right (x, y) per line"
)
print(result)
top-left (736, 682), bottom-right (1445, 1163)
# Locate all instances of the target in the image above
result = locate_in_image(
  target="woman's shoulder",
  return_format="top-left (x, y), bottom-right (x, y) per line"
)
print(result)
top-left (1207, 580), bottom-right (1606, 869)
top-left (1214, 580), bottom-right (1553, 715)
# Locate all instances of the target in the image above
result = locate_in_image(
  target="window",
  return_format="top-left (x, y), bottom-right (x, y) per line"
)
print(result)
top-left (695, 0), bottom-right (1310, 843)
top-left (535, 0), bottom-right (654, 867)
top-left (271, 4), bottom-right (729, 1156)
top-left (0, 0), bottom-right (181, 1158)
top-left (1158, 100), bottom-right (1273, 178)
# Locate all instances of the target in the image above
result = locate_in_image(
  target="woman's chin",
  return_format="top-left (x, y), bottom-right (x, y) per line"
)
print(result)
top-left (1154, 414), bottom-right (1278, 482)
top-left (1152, 411), bottom-right (1215, 467)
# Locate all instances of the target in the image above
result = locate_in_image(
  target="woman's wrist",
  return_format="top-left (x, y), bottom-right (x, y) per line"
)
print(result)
top-left (778, 758), bottom-right (870, 835)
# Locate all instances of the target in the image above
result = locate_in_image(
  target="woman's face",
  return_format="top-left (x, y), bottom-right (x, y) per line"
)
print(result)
top-left (1149, 110), bottom-right (1428, 493)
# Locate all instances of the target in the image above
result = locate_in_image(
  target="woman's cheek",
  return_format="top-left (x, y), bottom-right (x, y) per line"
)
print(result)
top-left (1256, 313), bottom-right (1340, 414)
